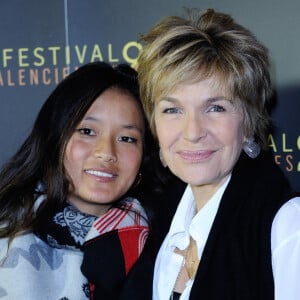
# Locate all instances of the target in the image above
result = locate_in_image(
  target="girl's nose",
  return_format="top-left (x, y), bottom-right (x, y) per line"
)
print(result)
top-left (94, 137), bottom-right (117, 162)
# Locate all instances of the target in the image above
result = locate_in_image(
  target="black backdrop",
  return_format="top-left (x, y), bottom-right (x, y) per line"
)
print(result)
top-left (0, 0), bottom-right (299, 191)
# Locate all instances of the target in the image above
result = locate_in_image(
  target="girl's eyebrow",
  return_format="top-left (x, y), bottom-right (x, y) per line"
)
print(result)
top-left (122, 124), bottom-right (144, 134)
top-left (79, 116), bottom-right (144, 134)
top-left (82, 115), bottom-right (98, 121)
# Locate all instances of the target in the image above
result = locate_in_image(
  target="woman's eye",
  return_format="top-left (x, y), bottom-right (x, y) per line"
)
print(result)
top-left (208, 105), bottom-right (225, 112)
top-left (118, 136), bottom-right (138, 143)
top-left (77, 128), bottom-right (96, 136)
top-left (162, 107), bottom-right (180, 114)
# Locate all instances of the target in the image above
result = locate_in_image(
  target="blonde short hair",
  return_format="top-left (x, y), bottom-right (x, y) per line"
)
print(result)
top-left (138, 9), bottom-right (272, 148)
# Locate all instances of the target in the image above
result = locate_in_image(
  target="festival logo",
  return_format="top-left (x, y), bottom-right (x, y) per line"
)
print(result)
top-left (0, 42), bottom-right (142, 87)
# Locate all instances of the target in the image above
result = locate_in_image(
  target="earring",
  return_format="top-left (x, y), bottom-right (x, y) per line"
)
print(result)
top-left (243, 137), bottom-right (261, 159)
top-left (159, 149), bottom-right (167, 167)
top-left (132, 173), bottom-right (142, 189)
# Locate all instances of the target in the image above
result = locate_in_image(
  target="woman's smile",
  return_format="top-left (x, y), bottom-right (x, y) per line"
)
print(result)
top-left (178, 149), bottom-right (216, 162)
top-left (155, 78), bottom-right (244, 196)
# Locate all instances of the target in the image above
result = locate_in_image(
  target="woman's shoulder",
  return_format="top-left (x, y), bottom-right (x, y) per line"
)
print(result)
top-left (273, 196), bottom-right (300, 226)
top-left (271, 196), bottom-right (300, 253)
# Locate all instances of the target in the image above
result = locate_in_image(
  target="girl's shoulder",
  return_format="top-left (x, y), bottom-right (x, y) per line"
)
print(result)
top-left (0, 232), bottom-right (38, 260)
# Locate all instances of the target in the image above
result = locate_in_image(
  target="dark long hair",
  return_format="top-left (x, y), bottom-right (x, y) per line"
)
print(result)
top-left (0, 62), bottom-right (153, 239)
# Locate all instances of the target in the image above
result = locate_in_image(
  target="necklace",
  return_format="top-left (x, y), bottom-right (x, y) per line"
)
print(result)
top-left (184, 237), bottom-right (199, 279)
top-left (172, 236), bottom-right (200, 295)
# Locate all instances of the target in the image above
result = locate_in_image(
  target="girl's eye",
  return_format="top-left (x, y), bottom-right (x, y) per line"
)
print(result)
top-left (118, 136), bottom-right (138, 143)
top-left (208, 104), bottom-right (225, 112)
top-left (162, 107), bottom-right (180, 114)
top-left (77, 128), bottom-right (96, 136)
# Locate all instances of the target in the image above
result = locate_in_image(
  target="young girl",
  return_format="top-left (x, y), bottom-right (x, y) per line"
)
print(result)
top-left (0, 62), bottom-right (154, 300)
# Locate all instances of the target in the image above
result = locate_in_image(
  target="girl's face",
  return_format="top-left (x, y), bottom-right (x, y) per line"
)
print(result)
top-left (64, 88), bottom-right (144, 216)
top-left (154, 77), bottom-right (245, 204)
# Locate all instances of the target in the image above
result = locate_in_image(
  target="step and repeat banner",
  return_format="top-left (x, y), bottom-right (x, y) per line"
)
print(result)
top-left (0, 0), bottom-right (299, 190)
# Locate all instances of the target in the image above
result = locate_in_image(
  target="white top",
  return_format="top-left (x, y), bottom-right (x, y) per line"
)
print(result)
top-left (153, 177), bottom-right (300, 300)
top-left (0, 233), bottom-right (88, 299)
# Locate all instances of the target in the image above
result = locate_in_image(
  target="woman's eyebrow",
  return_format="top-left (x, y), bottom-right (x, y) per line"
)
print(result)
top-left (158, 96), bottom-right (182, 105)
top-left (160, 96), bottom-right (231, 103)
top-left (206, 96), bottom-right (233, 103)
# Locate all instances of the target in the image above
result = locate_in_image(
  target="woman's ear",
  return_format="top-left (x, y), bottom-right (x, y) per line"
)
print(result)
top-left (159, 149), bottom-right (167, 167)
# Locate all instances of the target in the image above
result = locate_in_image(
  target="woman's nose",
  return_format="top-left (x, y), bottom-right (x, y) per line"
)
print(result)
top-left (183, 113), bottom-right (207, 143)
top-left (94, 137), bottom-right (117, 162)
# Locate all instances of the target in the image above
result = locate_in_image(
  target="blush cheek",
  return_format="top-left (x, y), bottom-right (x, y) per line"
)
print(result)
top-left (63, 142), bottom-right (86, 186)
top-left (123, 152), bottom-right (142, 180)
top-left (67, 139), bottom-right (91, 164)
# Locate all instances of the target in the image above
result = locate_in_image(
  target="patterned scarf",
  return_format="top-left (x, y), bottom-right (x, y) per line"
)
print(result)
top-left (37, 197), bottom-right (149, 300)
top-left (0, 196), bottom-right (149, 300)
top-left (37, 197), bottom-right (149, 245)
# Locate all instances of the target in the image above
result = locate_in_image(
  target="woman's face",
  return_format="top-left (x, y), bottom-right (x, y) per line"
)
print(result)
top-left (154, 77), bottom-right (245, 201)
top-left (64, 88), bottom-right (144, 216)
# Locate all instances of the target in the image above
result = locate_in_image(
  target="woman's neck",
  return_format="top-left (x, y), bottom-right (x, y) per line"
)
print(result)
top-left (191, 176), bottom-right (229, 212)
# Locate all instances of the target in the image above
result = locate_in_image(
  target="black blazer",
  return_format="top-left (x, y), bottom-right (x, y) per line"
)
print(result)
top-left (121, 151), bottom-right (292, 300)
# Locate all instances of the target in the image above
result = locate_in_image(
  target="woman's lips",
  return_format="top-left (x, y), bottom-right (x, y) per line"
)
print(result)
top-left (178, 150), bottom-right (215, 162)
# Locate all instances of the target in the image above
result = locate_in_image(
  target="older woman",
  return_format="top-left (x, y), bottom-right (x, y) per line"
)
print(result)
top-left (138, 8), bottom-right (300, 300)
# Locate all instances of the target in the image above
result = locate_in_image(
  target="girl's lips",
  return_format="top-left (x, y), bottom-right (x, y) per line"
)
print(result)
top-left (84, 169), bottom-right (117, 178)
top-left (178, 150), bottom-right (215, 162)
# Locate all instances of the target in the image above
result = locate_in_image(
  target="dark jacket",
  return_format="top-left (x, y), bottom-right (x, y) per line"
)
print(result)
top-left (121, 151), bottom-right (292, 300)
